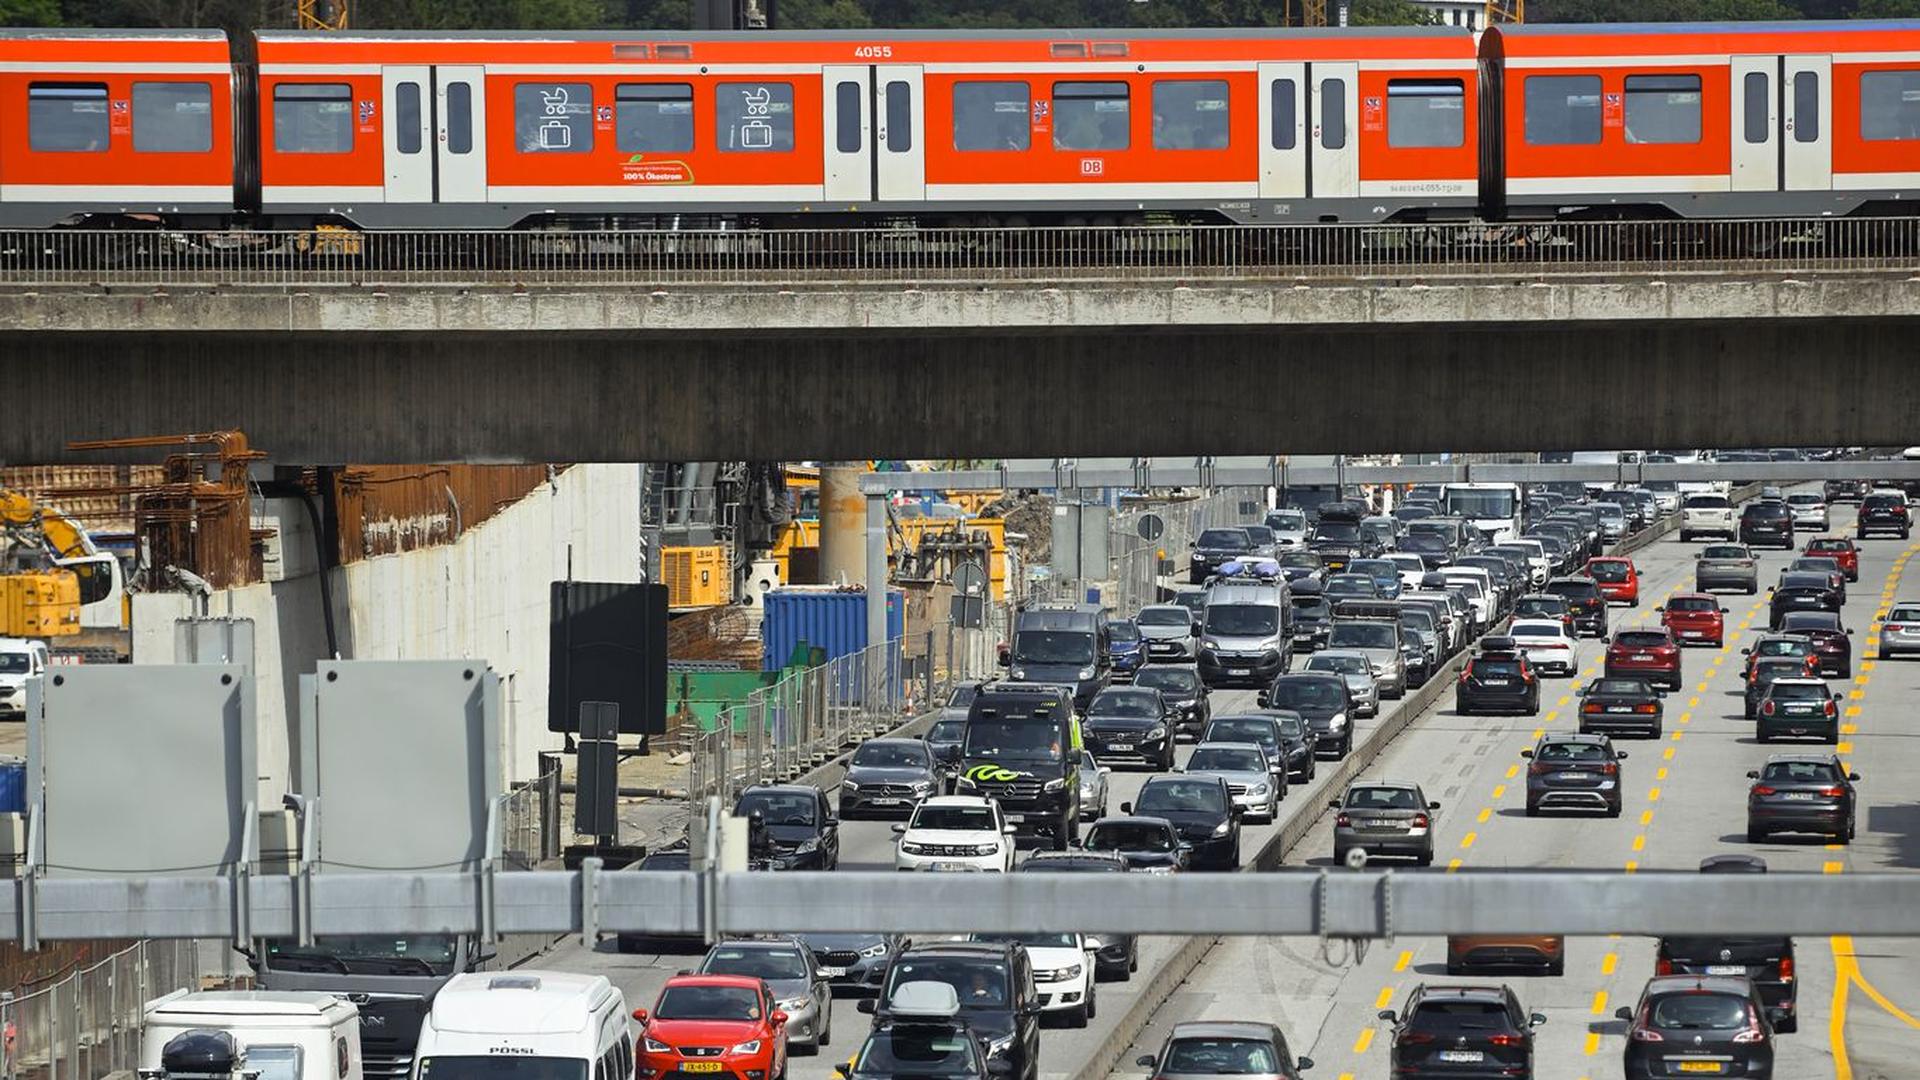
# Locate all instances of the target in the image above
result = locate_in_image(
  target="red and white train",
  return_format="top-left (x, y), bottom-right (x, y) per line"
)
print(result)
top-left (4, 20), bottom-right (1920, 229)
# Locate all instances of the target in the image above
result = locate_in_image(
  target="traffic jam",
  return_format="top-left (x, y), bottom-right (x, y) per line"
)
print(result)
top-left (604, 463), bottom-right (1912, 1080)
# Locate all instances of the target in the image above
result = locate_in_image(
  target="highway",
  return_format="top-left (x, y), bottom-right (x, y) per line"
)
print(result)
top-left (1107, 501), bottom-right (1920, 1080)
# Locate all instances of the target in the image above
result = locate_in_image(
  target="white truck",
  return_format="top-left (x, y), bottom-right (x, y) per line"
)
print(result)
top-left (141, 991), bottom-right (363, 1080)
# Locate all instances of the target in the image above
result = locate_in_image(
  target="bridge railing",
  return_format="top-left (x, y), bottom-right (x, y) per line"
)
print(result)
top-left (4, 217), bottom-right (1920, 287)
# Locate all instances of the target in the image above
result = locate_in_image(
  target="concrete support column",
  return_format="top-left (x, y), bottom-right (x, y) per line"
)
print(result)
top-left (819, 465), bottom-right (866, 587)
top-left (866, 493), bottom-right (889, 657)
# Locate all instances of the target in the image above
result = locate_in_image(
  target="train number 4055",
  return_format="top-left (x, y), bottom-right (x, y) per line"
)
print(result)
top-left (853, 45), bottom-right (894, 58)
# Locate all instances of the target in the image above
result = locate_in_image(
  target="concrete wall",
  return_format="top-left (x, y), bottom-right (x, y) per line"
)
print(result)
top-left (132, 464), bottom-right (640, 802)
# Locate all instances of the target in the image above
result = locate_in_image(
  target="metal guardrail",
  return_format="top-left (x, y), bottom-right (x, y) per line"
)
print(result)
top-left (0, 940), bottom-right (203, 1080)
top-left (501, 757), bottom-right (561, 871)
top-left (5, 218), bottom-right (1920, 288)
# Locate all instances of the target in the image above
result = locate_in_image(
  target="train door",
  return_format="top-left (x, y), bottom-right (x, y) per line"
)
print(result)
top-left (1730, 56), bottom-right (1778, 192)
top-left (823, 65), bottom-right (872, 201)
top-left (875, 66), bottom-right (925, 201)
top-left (1310, 62), bottom-right (1359, 199)
top-left (435, 66), bottom-right (487, 203)
top-left (382, 66), bottom-right (433, 203)
top-left (1257, 62), bottom-right (1307, 200)
top-left (1783, 54), bottom-right (1832, 190)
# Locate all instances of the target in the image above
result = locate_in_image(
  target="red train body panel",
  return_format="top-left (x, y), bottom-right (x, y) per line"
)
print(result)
top-left (0, 21), bottom-right (1917, 228)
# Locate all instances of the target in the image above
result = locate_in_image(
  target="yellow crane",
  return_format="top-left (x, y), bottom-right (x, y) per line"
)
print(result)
top-left (0, 487), bottom-right (127, 647)
top-left (297, 0), bottom-right (348, 31)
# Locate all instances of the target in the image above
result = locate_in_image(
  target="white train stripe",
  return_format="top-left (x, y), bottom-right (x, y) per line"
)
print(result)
top-left (1507, 174), bottom-right (1731, 195)
top-left (262, 185), bottom-right (386, 203)
top-left (4, 184), bottom-right (230, 202)
top-left (1505, 55), bottom-right (1730, 69)
top-left (0, 61), bottom-right (230, 74)
top-left (924, 181), bottom-right (1257, 200)
top-left (485, 184), bottom-right (826, 202)
top-left (1833, 171), bottom-right (1920, 190)
top-left (924, 58), bottom-right (1476, 74)
top-left (1358, 179), bottom-right (1476, 197)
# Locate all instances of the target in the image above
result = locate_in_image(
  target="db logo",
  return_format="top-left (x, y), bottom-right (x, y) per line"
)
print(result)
top-left (1079, 158), bottom-right (1104, 176)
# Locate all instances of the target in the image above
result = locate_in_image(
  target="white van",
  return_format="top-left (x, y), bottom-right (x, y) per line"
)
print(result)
top-left (413, 972), bottom-right (630, 1080)
top-left (141, 991), bottom-right (363, 1080)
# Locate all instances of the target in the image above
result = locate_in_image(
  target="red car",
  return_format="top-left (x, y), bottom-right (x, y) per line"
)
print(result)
top-left (1585, 557), bottom-right (1640, 607)
top-left (1657, 593), bottom-right (1729, 648)
top-left (1604, 628), bottom-right (1683, 690)
top-left (1804, 537), bottom-right (1860, 583)
top-left (635, 975), bottom-right (789, 1080)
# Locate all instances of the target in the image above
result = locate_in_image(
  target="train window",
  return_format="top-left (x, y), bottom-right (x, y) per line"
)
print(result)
top-left (1522, 74), bottom-right (1601, 145)
top-left (885, 81), bottom-right (912, 152)
top-left (132, 82), bottom-right (212, 153)
top-left (1861, 70), bottom-right (1920, 141)
top-left (515, 82), bottom-right (592, 152)
top-left (1320, 77), bottom-right (1346, 150)
top-left (28, 84), bottom-right (108, 152)
top-left (1151, 80), bottom-right (1229, 150)
top-left (953, 81), bottom-right (1029, 151)
top-left (395, 82), bottom-right (423, 154)
top-left (835, 81), bottom-right (862, 153)
top-left (1793, 71), bottom-right (1820, 143)
top-left (617, 83), bottom-right (693, 153)
top-left (1271, 79), bottom-right (1297, 150)
top-left (1743, 72), bottom-right (1769, 144)
top-left (1623, 74), bottom-right (1701, 144)
top-left (1386, 79), bottom-right (1463, 148)
top-left (717, 82), bottom-right (794, 152)
top-left (1054, 81), bottom-right (1129, 151)
top-left (447, 83), bottom-right (474, 154)
top-left (272, 83), bottom-right (352, 154)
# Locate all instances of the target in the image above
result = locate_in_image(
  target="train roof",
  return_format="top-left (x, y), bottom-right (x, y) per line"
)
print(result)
top-left (0, 27), bottom-right (224, 39)
top-left (255, 26), bottom-right (1472, 42)
top-left (1489, 19), bottom-right (1920, 56)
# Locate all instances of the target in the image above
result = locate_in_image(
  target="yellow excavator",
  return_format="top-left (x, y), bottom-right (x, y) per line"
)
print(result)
top-left (0, 488), bottom-right (129, 656)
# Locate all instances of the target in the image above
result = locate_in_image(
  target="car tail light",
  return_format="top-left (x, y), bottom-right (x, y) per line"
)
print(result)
top-left (1825, 700), bottom-right (1838, 716)
top-left (1629, 1027), bottom-right (1664, 1043)
top-left (1528, 762), bottom-right (1551, 777)
top-left (1637, 704), bottom-right (1657, 714)
top-left (1817, 786), bottom-right (1847, 798)
top-left (1599, 762), bottom-right (1619, 776)
top-left (1780, 955), bottom-right (1795, 981)
top-left (1731, 1024), bottom-right (1767, 1045)
top-left (1487, 1034), bottom-right (1525, 1047)
top-left (1753, 785), bottom-right (1777, 796)
top-left (1655, 958), bottom-right (1673, 976)
top-left (1888, 624), bottom-right (1905, 633)
top-left (1336, 813), bottom-right (1351, 827)
top-left (1583, 702), bottom-right (1603, 714)
top-left (1412, 813), bottom-right (1429, 829)
top-left (1398, 1033), bottom-right (1435, 1045)
top-left (1762, 701), bottom-right (1776, 716)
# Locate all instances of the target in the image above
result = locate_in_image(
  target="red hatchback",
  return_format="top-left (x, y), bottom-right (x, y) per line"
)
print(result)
top-left (1585, 557), bottom-right (1641, 607)
top-left (1804, 537), bottom-right (1860, 583)
top-left (635, 975), bottom-right (789, 1080)
top-left (1657, 593), bottom-right (1729, 648)
top-left (1604, 628), bottom-right (1683, 690)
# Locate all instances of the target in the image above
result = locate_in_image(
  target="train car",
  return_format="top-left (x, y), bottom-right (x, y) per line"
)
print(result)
top-left (1482, 20), bottom-right (1920, 219)
top-left (251, 28), bottom-right (1479, 229)
top-left (0, 29), bottom-right (237, 228)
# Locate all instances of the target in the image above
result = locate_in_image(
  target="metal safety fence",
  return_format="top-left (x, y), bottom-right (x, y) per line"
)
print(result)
top-left (7, 217), bottom-right (1920, 288)
top-left (0, 939), bottom-right (203, 1080)
top-left (501, 756), bottom-right (562, 871)
top-left (686, 613), bottom-right (1006, 803)
top-left (1105, 490), bottom-right (1252, 617)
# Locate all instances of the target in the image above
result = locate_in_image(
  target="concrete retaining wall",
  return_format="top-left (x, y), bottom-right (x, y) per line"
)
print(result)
top-left (132, 464), bottom-right (641, 800)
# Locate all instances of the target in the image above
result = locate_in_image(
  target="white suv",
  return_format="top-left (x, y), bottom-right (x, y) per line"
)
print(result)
top-left (970, 932), bottom-right (1099, 1027)
top-left (1680, 493), bottom-right (1737, 542)
top-left (893, 796), bottom-right (1015, 872)
top-left (0, 638), bottom-right (48, 720)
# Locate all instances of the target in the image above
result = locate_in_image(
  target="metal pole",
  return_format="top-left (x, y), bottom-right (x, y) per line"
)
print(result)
top-left (865, 493), bottom-right (889, 660)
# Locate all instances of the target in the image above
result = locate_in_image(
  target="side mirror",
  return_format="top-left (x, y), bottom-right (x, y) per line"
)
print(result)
top-left (1847, 628), bottom-right (1855, 635)
top-left (1295, 1057), bottom-right (1314, 1072)
top-left (891, 824), bottom-right (906, 835)
top-left (1428, 801), bottom-right (1441, 810)
top-left (1767, 1007), bottom-right (1790, 1029)
top-left (857, 999), bottom-right (877, 1015)
top-left (1004, 825), bottom-right (1017, 835)
top-left (823, 817), bottom-right (839, 829)
top-left (1135, 1057), bottom-right (1156, 1070)
top-left (1520, 749), bottom-right (1534, 759)
top-left (1327, 799), bottom-right (1341, 809)
top-left (1099, 766), bottom-right (1112, 776)
top-left (1746, 770), bottom-right (1760, 779)
top-left (1654, 606), bottom-right (1664, 613)
top-left (1721, 608), bottom-right (1730, 614)
top-left (1614, 1006), bottom-right (1633, 1022)
top-left (1742, 648), bottom-right (1752, 655)
top-left (632, 1008), bottom-right (649, 1023)
top-left (1850, 772), bottom-right (1862, 781)
top-left (771, 1011), bottom-right (789, 1026)
top-left (834, 1066), bottom-right (851, 1079)
top-left (1376, 1009), bottom-right (1396, 1023)
top-left (1616, 751), bottom-right (1629, 760)
top-left (1529, 1012), bottom-right (1548, 1027)
top-left (1120, 802), bottom-right (1132, 815)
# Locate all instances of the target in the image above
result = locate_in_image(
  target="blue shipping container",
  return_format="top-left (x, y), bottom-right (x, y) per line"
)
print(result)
top-left (0, 760), bottom-right (26, 814)
top-left (762, 589), bottom-right (904, 671)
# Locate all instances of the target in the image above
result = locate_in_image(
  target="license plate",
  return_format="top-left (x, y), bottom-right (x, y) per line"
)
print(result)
top-left (1438, 1051), bottom-right (1484, 1064)
top-left (1361, 819), bottom-right (1398, 829)
top-left (1633, 653), bottom-right (1654, 661)
top-left (869, 797), bottom-right (902, 805)
top-left (1151, 643), bottom-right (1174, 652)
top-left (1484, 677), bottom-right (1511, 685)
top-left (931, 861), bottom-right (975, 871)
top-left (1004, 813), bottom-right (1025, 823)
top-left (1609, 705), bottom-right (1635, 713)
top-left (1108, 743), bottom-right (1134, 752)
top-left (1676, 1062), bottom-right (1723, 1074)
top-left (1230, 668), bottom-right (1251, 676)
top-left (1681, 630), bottom-right (1703, 638)
top-left (819, 966), bottom-right (847, 977)
top-left (1561, 772), bottom-right (1595, 781)
top-left (1705, 965), bottom-right (1747, 975)
top-left (680, 1065), bottom-right (725, 1073)
top-left (1782, 791), bottom-right (1818, 800)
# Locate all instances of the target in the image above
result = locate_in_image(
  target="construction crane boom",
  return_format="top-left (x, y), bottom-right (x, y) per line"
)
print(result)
top-left (297, 0), bottom-right (347, 31)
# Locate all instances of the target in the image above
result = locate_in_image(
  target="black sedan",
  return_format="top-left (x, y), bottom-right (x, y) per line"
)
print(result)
top-left (1133, 664), bottom-right (1210, 740)
top-left (1125, 776), bottom-right (1241, 871)
top-left (1618, 975), bottom-right (1778, 1080)
top-left (1079, 816), bottom-right (1189, 874)
top-left (1261, 673), bottom-right (1355, 757)
top-left (1576, 677), bottom-right (1664, 738)
top-left (1083, 686), bottom-right (1176, 770)
top-left (839, 738), bottom-right (941, 819)
top-left (1190, 527), bottom-right (1254, 584)
top-left (1778, 610), bottom-right (1853, 678)
top-left (1455, 649), bottom-right (1541, 716)
top-left (1768, 574), bottom-right (1841, 629)
top-left (1755, 678), bottom-right (1840, 744)
top-left (1522, 734), bottom-right (1627, 817)
top-left (1747, 753), bottom-right (1859, 843)
top-left (797, 932), bottom-right (898, 993)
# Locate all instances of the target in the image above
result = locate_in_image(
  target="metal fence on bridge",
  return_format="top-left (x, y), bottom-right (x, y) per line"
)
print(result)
top-left (0, 940), bottom-right (204, 1080)
top-left (6, 217), bottom-right (1920, 288)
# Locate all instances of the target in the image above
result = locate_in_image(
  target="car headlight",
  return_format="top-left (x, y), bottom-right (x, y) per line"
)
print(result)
top-left (1146, 724), bottom-right (1169, 741)
top-left (1249, 783), bottom-right (1270, 796)
top-left (1078, 666), bottom-right (1097, 680)
top-left (910, 780), bottom-right (935, 794)
top-left (1011, 667), bottom-right (1027, 680)
top-left (729, 1040), bottom-right (762, 1056)
top-left (1328, 712), bottom-right (1348, 730)
top-left (795, 838), bottom-right (820, 854)
top-left (1043, 777), bottom-right (1067, 793)
top-left (900, 841), bottom-right (928, 856)
top-left (1201, 639), bottom-right (1221, 651)
top-left (1045, 964), bottom-right (1084, 980)
top-left (1142, 864), bottom-right (1178, 875)
top-left (779, 997), bottom-right (812, 1014)
top-left (1211, 820), bottom-right (1232, 837)
top-left (859, 942), bottom-right (889, 958)
top-left (644, 1037), bottom-right (671, 1053)
top-left (971, 843), bottom-right (1002, 857)
top-left (840, 779), bottom-right (860, 791)
top-left (1191, 553), bottom-right (1206, 562)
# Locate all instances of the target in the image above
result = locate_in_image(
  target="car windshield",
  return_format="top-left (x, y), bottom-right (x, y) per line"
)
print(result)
top-left (1515, 598), bottom-right (1567, 615)
top-left (0, 653), bottom-right (30, 675)
top-left (1279, 552), bottom-right (1322, 569)
top-left (1866, 495), bottom-right (1903, 509)
top-left (1402, 534), bottom-right (1446, 552)
top-left (419, 1058), bottom-right (587, 1080)
top-left (1537, 741), bottom-right (1609, 761)
top-left (1687, 496), bottom-right (1731, 509)
top-left (1206, 605), bottom-right (1278, 636)
top-left (946, 684), bottom-right (979, 707)
top-left (1328, 624), bottom-right (1394, 650)
top-left (1307, 654), bottom-right (1371, 675)
top-left (1756, 638), bottom-right (1813, 657)
top-left (1198, 529), bottom-right (1251, 549)
top-left (1313, 521), bottom-right (1361, 542)
top-left (1407, 1002), bottom-right (1509, 1033)
top-left (1762, 760), bottom-right (1842, 782)
top-left (1701, 546), bottom-right (1750, 560)
top-left (854, 1030), bottom-right (977, 1077)
top-left (1446, 580), bottom-right (1485, 599)
top-left (1473, 658), bottom-right (1523, 676)
top-left (265, 934), bottom-right (457, 976)
top-left (656, 985), bottom-right (764, 1021)
top-left (1267, 511), bottom-right (1306, 531)
top-left (854, 743), bottom-right (929, 769)
top-left (1649, 994), bottom-right (1750, 1031)
top-left (1136, 780), bottom-right (1228, 814)
top-left (1139, 607), bottom-right (1189, 627)
top-left (911, 805), bottom-right (998, 831)
top-left (1243, 526), bottom-right (1275, 546)
top-left (1207, 721), bottom-right (1277, 748)
top-left (1510, 624), bottom-right (1563, 640)
top-left (1267, 680), bottom-right (1343, 709)
top-left (971, 932), bottom-right (1076, 948)
top-left (1092, 691), bottom-right (1160, 718)
top-left (1325, 577), bottom-right (1374, 595)
top-left (703, 947), bottom-right (810, 981)
top-left (1161, 1039), bottom-right (1280, 1075)
top-left (1109, 622), bottom-right (1142, 643)
top-left (1291, 596), bottom-right (1331, 618)
top-left (1769, 682), bottom-right (1827, 701)
top-left (1753, 659), bottom-right (1805, 681)
top-left (886, 959), bottom-right (1009, 1007)
top-left (1788, 494), bottom-right (1822, 505)
top-left (1014, 631), bottom-right (1094, 665)
top-left (1087, 822), bottom-right (1175, 853)
top-left (1781, 614), bottom-right (1838, 632)
top-left (1669, 597), bottom-right (1718, 612)
top-left (1888, 606), bottom-right (1920, 622)
top-left (1808, 540), bottom-right (1850, 553)
top-left (735, 791), bottom-right (816, 827)
top-left (1588, 561), bottom-right (1630, 582)
top-left (1135, 668), bottom-right (1200, 695)
top-left (1615, 632), bottom-right (1671, 648)
top-left (1350, 560), bottom-right (1395, 577)
top-left (1188, 747), bottom-right (1264, 772)
top-left (962, 719), bottom-right (1062, 763)
top-left (1345, 787), bottom-right (1420, 810)
top-left (1590, 678), bottom-right (1652, 695)
top-left (1401, 611), bottom-right (1435, 632)
top-left (1444, 489), bottom-right (1518, 518)
top-left (928, 720), bottom-right (966, 742)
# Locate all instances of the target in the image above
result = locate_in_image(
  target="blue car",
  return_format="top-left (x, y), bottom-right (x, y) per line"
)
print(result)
top-left (1347, 558), bottom-right (1404, 600)
top-left (1107, 618), bottom-right (1146, 680)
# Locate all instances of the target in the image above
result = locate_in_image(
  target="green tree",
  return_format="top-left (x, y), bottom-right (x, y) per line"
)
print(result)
top-left (1853, 0), bottom-right (1920, 15)
top-left (1529, 0), bottom-right (1798, 18)
top-left (0, 0), bottom-right (61, 22)
top-left (1347, 0), bottom-right (1437, 24)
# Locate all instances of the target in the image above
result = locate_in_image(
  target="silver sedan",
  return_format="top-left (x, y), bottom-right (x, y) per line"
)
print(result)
top-left (1304, 650), bottom-right (1382, 718)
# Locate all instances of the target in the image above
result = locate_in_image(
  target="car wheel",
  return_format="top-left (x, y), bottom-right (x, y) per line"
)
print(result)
top-left (1333, 846), bottom-right (1348, 865)
top-left (1681, 531), bottom-right (1691, 543)
top-left (1068, 998), bottom-right (1089, 1029)
top-left (818, 1009), bottom-right (830, 1048)
top-left (1747, 585), bottom-right (1757, 595)
top-left (1415, 849), bottom-right (1433, 867)
top-left (1086, 980), bottom-right (1097, 1020)
top-left (614, 935), bottom-right (636, 955)
top-left (1547, 956), bottom-right (1566, 977)
top-left (1525, 802), bottom-right (1540, 818)
top-left (1748, 826), bottom-right (1766, 843)
top-left (1607, 802), bottom-right (1622, 818)
top-left (1129, 944), bottom-right (1140, 974)
top-left (1774, 1014), bottom-right (1798, 1035)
